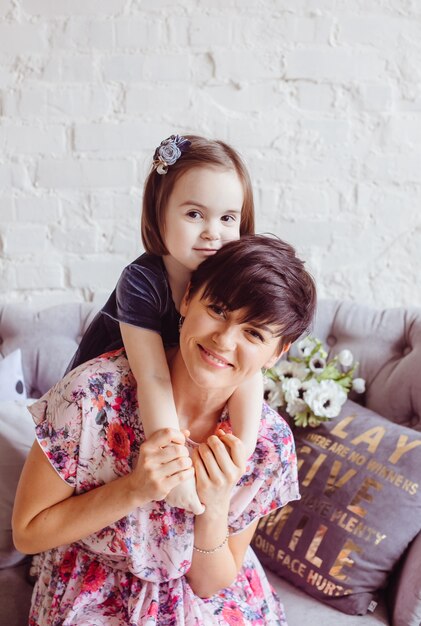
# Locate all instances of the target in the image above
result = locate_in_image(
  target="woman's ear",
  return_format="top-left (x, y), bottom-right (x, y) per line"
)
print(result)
top-left (263, 342), bottom-right (291, 369)
top-left (179, 284), bottom-right (191, 317)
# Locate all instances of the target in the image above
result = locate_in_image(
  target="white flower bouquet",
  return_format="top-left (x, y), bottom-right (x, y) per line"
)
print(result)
top-left (265, 336), bottom-right (366, 428)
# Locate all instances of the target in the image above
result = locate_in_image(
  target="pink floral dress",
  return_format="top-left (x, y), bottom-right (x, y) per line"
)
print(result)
top-left (28, 350), bottom-right (299, 626)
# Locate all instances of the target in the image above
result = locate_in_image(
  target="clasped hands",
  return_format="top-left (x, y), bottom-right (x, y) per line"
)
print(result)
top-left (130, 428), bottom-right (247, 512)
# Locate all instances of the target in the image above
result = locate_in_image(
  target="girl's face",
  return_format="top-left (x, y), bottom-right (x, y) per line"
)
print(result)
top-left (162, 167), bottom-right (244, 272)
top-left (179, 289), bottom-right (283, 392)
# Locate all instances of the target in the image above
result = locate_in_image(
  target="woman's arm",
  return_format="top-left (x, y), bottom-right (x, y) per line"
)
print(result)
top-left (187, 431), bottom-right (256, 598)
top-left (227, 370), bottom-right (264, 459)
top-left (12, 429), bottom-right (193, 555)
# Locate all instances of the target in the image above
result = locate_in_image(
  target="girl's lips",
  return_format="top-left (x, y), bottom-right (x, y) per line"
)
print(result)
top-left (198, 344), bottom-right (232, 368)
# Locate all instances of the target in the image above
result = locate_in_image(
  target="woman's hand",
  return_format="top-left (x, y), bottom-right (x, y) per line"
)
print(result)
top-left (130, 428), bottom-right (194, 504)
top-left (192, 430), bottom-right (247, 515)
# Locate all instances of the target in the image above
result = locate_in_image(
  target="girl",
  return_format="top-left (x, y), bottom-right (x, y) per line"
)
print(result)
top-left (67, 134), bottom-right (263, 514)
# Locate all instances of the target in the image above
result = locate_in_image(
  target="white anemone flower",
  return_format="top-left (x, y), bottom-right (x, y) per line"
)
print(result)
top-left (283, 377), bottom-right (316, 417)
top-left (275, 361), bottom-right (309, 381)
top-left (304, 379), bottom-right (347, 419)
top-left (352, 377), bottom-right (366, 394)
top-left (296, 336), bottom-right (317, 358)
top-left (309, 353), bottom-right (327, 374)
top-left (264, 378), bottom-right (284, 409)
top-left (338, 349), bottom-right (354, 368)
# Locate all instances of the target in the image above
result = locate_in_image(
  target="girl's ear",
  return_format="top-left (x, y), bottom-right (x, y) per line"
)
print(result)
top-left (263, 342), bottom-right (291, 369)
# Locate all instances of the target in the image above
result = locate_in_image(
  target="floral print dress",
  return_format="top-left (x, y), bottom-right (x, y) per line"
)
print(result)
top-left (28, 350), bottom-right (299, 626)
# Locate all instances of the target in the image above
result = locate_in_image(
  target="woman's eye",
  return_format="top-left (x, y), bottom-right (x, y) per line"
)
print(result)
top-left (247, 329), bottom-right (264, 342)
top-left (208, 304), bottom-right (225, 317)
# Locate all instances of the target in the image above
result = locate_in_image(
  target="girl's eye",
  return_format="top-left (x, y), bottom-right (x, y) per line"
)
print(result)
top-left (221, 214), bottom-right (236, 223)
top-left (186, 210), bottom-right (202, 219)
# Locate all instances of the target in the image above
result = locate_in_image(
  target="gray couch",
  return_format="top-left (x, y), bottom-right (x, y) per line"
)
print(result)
top-left (1, 300), bottom-right (420, 626)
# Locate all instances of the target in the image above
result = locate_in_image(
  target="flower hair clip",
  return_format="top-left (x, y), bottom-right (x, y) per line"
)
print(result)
top-left (153, 134), bottom-right (191, 175)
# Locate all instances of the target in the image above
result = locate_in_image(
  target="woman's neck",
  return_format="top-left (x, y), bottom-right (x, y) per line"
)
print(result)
top-left (168, 349), bottom-right (233, 443)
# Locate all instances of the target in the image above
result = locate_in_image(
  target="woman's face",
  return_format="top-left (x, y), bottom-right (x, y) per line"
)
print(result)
top-left (179, 290), bottom-right (283, 391)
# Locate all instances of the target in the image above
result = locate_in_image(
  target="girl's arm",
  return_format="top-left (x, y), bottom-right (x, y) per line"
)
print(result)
top-left (12, 429), bottom-right (193, 555)
top-left (120, 323), bottom-right (180, 435)
top-left (227, 370), bottom-right (264, 459)
top-left (187, 431), bottom-right (257, 598)
top-left (120, 323), bottom-right (205, 514)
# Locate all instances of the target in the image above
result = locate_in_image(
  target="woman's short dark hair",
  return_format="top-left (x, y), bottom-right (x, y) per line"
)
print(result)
top-left (141, 135), bottom-right (255, 255)
top-left (188, 235), bottom-right (317, 348)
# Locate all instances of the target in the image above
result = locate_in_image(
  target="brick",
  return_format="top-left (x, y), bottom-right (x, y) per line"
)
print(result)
top-left (90, 191), bottom-right (140, 221)
top-left (379, 116), bottom-right (421, 148)
top-left (188, 16), bottom-right (232, 47)
top-left (102, 55), bottom-right (146, 82)
top-left (143, 54), bottom-right (191, 81)
top-left (364, 153), bottom-right (421, 182)
top-left (15, 196), bottom-right (61, 223)
top-left (167, 17), bottom-right (190, 46)
top-left (50, 225), bottom-right (99, 253)
top-left (0, 0), bottom-right (12, 17)
top-left (70, 257), bottom-right (126, 289)
top-left (0, 23), bottom-right (48, 54)
top-left (14, 85), bottom-right (113, 119)
top-left (42, 55), bottom-right (96, 82)
top-left (2, 224), bottom-right (48, 255)
top-left (114, 17), bottom-right (163, 49)
top-left (0, 162), bottom-right (31, 190)
top-left (53, 19), bottom-right (114, 51)
top-left (296, 82), bottom-right (334, 111)
top-left (74, 121), bottom-right (174, 153)
top-left (301, 118), bottom-right (350, 145)
top-left (338, 16), bottom-right (420, 45)
top-left (0, 124), bottom-right (67, 155)
top-left (20, 0), bottom-right (126, 16)
top-left (214, 50), bottom-right (282, 81)
top-left (125, 84), bottom-right (191, 115)
top-left (285, 48), bottom-right (385, 81)
top-left (15, 262), bottom-right (64, 289)
top-left (0, 195), bottom-right (14, 220)
top-left (36, 158), bottom-right (136, 189)
top-left (202, 83), bottom-right (286, 112)
top-left (356, 82), bottom-right (393, 112)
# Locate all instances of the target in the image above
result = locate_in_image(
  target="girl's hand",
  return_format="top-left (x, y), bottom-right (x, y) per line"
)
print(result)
top-left (131, 428), bottom-right (194, 505)
top-left (192, 430), bottom-right (247, 514)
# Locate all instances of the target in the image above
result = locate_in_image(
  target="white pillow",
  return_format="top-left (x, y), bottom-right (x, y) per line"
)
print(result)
top-left (0, 350), bottom-right (27, 402)
top-left (0, 399), bottom-right (35, 568)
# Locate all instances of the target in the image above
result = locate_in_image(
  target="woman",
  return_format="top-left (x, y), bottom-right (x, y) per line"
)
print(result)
top-left (13, 235), bottom-right (316, 625)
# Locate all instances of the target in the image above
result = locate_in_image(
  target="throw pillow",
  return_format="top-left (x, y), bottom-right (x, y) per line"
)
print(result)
top-left (252, 399), bottom-right (421, 615)
top-left (0, 350), bottom-right (27, 401)
top-left (0, 399), bottom-right (36, 568)
top-left (392, 532), bottom-right (421, 626)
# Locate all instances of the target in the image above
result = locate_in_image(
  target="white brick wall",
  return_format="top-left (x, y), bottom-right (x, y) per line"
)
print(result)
top-left (1, 1), bottom-right (421, 309)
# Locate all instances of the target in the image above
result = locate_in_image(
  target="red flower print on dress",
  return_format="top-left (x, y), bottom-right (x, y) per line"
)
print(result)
top-left (107, 421), bottom-right (130, 459)
top-left (81, 562), bottom-right (107, 593)
top-left (248, 567), bottom-right (264, 599)
top-left (221, 601), bottom-right (245, 625)
top-left (58, 549), bottom-right (77, 582)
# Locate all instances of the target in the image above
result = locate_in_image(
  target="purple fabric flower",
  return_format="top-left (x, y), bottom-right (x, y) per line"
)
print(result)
top-left (153, 134), bottom-right (191, 174)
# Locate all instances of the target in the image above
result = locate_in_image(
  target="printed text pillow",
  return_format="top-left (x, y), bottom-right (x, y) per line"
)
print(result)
top-left (252, 400), bottom-right (421, 615)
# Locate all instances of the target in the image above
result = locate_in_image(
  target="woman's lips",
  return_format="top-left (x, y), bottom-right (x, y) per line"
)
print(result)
top-left (193, 248), bottom-right (219, 256)
top-left (198, 344), bottom-right (232, 368)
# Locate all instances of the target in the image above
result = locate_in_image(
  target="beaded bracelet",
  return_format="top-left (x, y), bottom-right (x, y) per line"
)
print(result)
top-left (193, 531), bottom-right (230, 555)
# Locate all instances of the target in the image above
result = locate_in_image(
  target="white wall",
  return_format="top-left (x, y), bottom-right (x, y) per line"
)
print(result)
top-left (1, 1), bottom-right (421, 309)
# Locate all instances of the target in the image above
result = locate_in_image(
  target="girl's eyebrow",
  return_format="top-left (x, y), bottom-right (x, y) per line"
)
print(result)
top-left (179, 200), bottom-right (241, 213)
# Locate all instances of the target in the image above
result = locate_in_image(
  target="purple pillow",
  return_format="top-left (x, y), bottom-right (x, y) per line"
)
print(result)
top-left (252, 400), bottom-right (421, 615)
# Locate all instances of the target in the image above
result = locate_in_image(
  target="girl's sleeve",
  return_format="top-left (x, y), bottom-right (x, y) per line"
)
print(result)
top-left (114, 263), bottom-right (166, 332)
top-left (228, 405), bottom-right (300, 534)
top-left (28, 370), bottom-right (84, 487)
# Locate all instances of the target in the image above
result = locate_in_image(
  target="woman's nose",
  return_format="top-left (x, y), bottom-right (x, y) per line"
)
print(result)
top-left (212, 326), bottom-right (237, 350)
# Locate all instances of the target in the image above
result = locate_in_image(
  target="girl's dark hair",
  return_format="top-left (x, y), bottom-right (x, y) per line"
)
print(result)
top-left (188, 235), bottom-right (317, 348)
top-left (141, 135), bottom-right (255, 255)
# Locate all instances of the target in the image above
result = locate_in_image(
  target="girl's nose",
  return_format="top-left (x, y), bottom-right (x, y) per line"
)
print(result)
top-left (201, 221), bottom-right (220, 240)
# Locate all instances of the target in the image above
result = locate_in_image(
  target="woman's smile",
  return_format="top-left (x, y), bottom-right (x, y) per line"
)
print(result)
top-left (198, 344), bottom-right (233, 368)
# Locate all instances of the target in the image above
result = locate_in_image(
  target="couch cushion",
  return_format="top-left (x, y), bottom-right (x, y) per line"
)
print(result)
top-left (253, 400), bottom-right (421, 616)
top-left (0, 350), bottom-right (27, 402)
